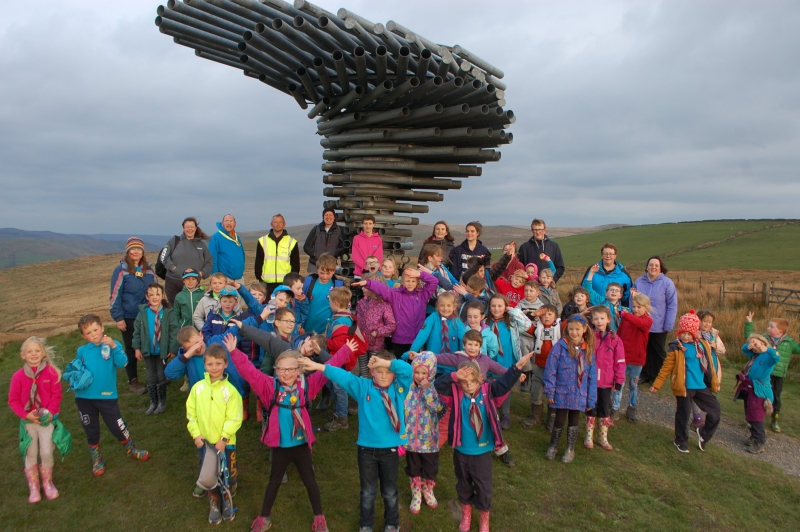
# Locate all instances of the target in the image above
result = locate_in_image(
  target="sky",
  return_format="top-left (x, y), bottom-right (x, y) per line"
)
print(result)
top-left (1, 0), bottom-right (799, 235)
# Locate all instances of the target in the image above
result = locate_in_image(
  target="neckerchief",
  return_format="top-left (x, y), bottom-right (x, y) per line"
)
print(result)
top-left (375, 382), bottom-right (400, 433)
top-left (152, 306), bottom-right (163, 351)
top-left (441, 314), bottom-right (456, 354)
top-left (492, 321), bottom-right (504, 356)
top-left (217, 229), bottom-right (241, 246)
top-left (700, 331), bottom-right (714, 343)
top-left (466, 390), bottom-right (483, 440)
top-left (278, 383), bottom-right (306, 440)
top-left (768, 335), bottom-right (785, 349)
top-left (23, 363), bottom-right (46, 412)
top-left (684, 340), bottom-right (709, 373)
top-left (574, 343), bottom-right (587, 388)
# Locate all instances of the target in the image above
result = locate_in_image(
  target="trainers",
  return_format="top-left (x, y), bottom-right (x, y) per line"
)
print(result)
top-left (499, 451), bottom-right (515, 467)
top-left (692, 413), bottom-right (703, 427)
top-left (208, 493), bottom-right (222, 525)
top-left (348, 404), bottom-right (359, 416)
top-left (323, 414), bottom-right (349, 432)
top-left (674, 441), bottom-right (690, 454)
top-left (250, 515), bottom-right (272, 532)
top-left (748, 441), bottom-right (765, 454)
top-left (696, 428), bottom-right (707, 452)
top-left (500, 416), bottom-right (511, 431)
top-left (384, 527), bottom-right (400, 532)
top-left (192, 485), bottom-right (207, 498)
top-left (282, 472), bottom-right (288, 484)
top-left (312, 515), bottom-right (329, 532)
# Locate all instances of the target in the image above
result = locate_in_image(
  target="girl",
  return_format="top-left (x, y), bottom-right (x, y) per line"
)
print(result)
top-left (420, 243), bottom-right (462, 293)
top-left (435, 353), bottom-right (534, 532)
top-left (561, 286), bottom-right (591, 322)
top-left (380, 257), bottom-right (401, 289)
top-left (464, 301), bottom-right (499, 360)
top-left (449, 221), bottom-right (491, 282)
top-left (351, 215), bottom-right (384, 277)
top-left (408, 292), bottom-right (466, 357)
top-left (418, 220), bottom-right (456, 264)
top-left (537, 269), bottom-right (563, 317)
top-left (735, 334), bottom-right (780, 454)
top-left (543, 315), bottom-right (597, 463)
top-left (356, 273), bottom-right (397, 376)
top-left (9, 337), bottom-right (63, 503)
top-left (525, 263), bottom-right (539, 282)
top-left (692, 309), bottom-right (726, 427)
top-left (484, 295), bottom-right (532, 430)
top-left (586, 307), bottom-right (625, 451)
top-left (404, 351), bottom-right (443, 514)
top-left (226, 334), bottom-right (358, 532)
top-left (353, 267), bottom-right (439, 358)
top-left (615, 293), bottom-right (653, 423)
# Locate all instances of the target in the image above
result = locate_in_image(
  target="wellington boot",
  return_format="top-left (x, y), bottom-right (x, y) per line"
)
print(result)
top-left (562, 426), bottom-right (580, 463)
top-left (545, 427), bottom-right (563, 460)
top-left (521, 403), bottom-right (542, 428)
top-left (24, 465), bottom-right (41, 503)
top-left (584, 416), bottom-right (595, 449)
top-left (598, 418), bottom-right (613, 450)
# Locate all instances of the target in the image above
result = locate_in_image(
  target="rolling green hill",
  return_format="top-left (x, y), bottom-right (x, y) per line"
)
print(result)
top-left (554, 219), bottom-right (800, 271)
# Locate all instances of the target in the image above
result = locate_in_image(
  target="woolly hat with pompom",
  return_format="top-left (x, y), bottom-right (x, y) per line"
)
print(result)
top-left (676, 309), bottom-right (701, 340)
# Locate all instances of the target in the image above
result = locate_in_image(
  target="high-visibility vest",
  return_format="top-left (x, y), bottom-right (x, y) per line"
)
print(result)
top-left (259, 234), bottom-right (297, 283)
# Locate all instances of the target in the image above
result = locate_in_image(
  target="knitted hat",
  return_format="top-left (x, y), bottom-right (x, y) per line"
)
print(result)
top-left (126, 237), bottom-right (145, 253)
top-left (676, 310), bottom-right (701, 340)
top-left (322, 207), bottom-right (336, 219)
top-left (182, 268), bottom-right (199, 279)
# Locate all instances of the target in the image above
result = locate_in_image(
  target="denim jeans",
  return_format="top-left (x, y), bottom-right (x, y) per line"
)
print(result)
top-left (612, 364), bottom-right (643, 410)
top-left (327, 381), bottom-right (349, 418)
top-left (357, 446), bottom-right (399, 529)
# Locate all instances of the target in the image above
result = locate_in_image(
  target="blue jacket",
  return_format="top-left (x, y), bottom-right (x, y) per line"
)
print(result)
top-left (74, 341), bottom-right (127, 400)
top-left (739, 345), bottom-right (780, 401)
top-left (407, 313), bottom-right (466, 356)
top-left (581, 261), bottom-right (633, 306)
top-left (209, 222), bottom-right (245, 279)
top-left (201, 309), bottom-right (242, 342)
top-left (632, 273), bottom-right (678, 333)
top-left (109, 261), bottom-right (156, 321)
top-left (164, 330), bottom-right (246, 396)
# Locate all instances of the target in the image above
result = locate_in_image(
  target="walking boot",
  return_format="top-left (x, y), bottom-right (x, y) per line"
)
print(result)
top-left (521, 403), bottom-right (542, 428)
top-left (584, 416), bottom-right (595, 449)
top-left (122, 438), bottom-right (150, 461)
top-left (459, 504), bottom-right (472, 532)
top-left (129, 377), bottom-right (146, 395)
top-left (208, 490), bottom-right (222, 525)
top-left (598, 418), bottom-right (613, 450)
top-left (771, 413), bottom-right (781, 433)
top-left (89, 444), bottom-right (105, 476)
top-left (39, 465), bottom-right (59, 500)
top-left (562, 426), bottom-right (580, 463)
top-left (24, 465), bottom-right (41, 503)
top-left (409, 477), bottom-right (422, 514)
top-left (144, 385), bottom-right (158, 416)
top-left (242, 397), bottom-right (250, 421)
top-left (153, 384), bottom-right (167, 415)
top-left (421, 479), bottom-right (438, 508)
top-left (256, 399), bottom-right (264, 422)
top-left (626, 405), bottom-right (638, 423)
top-left (545, 427), bottom-right (563, 460)
top-left (545, 406), bottom-right (556, 434)
top-left (479, 510), bottom-right (490, 532)
top-left (322, 414), bottom-right (348, 432)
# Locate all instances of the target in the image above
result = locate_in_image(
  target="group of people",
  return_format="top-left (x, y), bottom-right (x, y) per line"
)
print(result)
top-left (9, 214), bottom-right (800, 532)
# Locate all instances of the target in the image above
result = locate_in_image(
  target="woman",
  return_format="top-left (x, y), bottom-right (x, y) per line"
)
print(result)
top-left (417, 221), bottom-right (455, 264)
top-left (448, 221), bottom-right (491, 281)
top-left (109, 237), bottom-right (155, 394)
top-left (633, 256), bottom-right (678, 384)
top-left (580, 243), bottom-right (633, 306)
top-left (303, 207), bottom-right (344, 273)
top-left (163, 217), bottom-right (213, 304)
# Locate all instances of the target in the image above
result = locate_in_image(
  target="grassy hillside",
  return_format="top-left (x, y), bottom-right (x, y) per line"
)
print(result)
top-left (554, 220), bottom-right (800, 271)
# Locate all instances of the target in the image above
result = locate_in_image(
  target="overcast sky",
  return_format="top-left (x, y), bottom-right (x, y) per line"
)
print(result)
top-left (1, 0), bottom-right (798, 235)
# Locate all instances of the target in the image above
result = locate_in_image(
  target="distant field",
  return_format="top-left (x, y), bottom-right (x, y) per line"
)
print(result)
top-left (554, 220), bottom-right (799, 271)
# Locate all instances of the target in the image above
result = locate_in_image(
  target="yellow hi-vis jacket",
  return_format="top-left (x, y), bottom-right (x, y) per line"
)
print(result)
top-left (258, 234), bottom-right (297, 283)
top-left (187, 373), bottom-right (243, 445)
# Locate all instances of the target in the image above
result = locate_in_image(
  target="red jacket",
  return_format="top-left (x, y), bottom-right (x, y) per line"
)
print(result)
top-left (593, 330), bottom-right (626, 389)
top-left (617, 311), bottom-right (653, 366)
top-left (495, 278), bottom-right (525, 307)
top-left (8, 365), bottom-right (63, 419)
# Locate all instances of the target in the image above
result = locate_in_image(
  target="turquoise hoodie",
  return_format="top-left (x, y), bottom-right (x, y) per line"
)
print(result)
top-left (209, 221), bottom-right (245, 279)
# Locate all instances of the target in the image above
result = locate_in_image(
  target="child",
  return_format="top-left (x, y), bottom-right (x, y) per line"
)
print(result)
top-left (650, 310), bottom-right (721, 453)
top-left (193, 272), bottom-right (230, 330)
top-left (459, 275), bottom-right (490, 322)
top-left (517, 281), bottom-right (544, 320)
top-left (404, 351), bottom-right (443, 515)
top-left (585, 307), bottom-right (625, 451)
top-left (463, 302), bottom-right (499, 360)
top-left (561, 286), bottom-right (591, 322)
top-left (380, 257), bottom-right (401, 289)
top-left (282, 272), bottom-right (308, 332)
top-left (187, 343), bottom-right (243, 525)
top-left (583, 266), bottom-right (629, 331)
top-left (537, 269), bottom-right (563, 317)
top-left (363, 256), bottom-right (381, 275)
top-left (431, 330), bottom-right (506, 381)
top-left (408, 292), bottom-right (466, 357)
top-left (227, 335), bottom-right (357, 532)
top-left (689, 309), bottom-right (726, 428)
top-left (543, 315), bottom-right (597, 463)
top-left (492, 242), bottom-right (529, 307)
top-left (9, 337), bottom-right (63, 502)
top-left (202, 286), bottom-right (242, 341)
top-left (420, 243), bottom-right (461, 293)
top-left (525, 263), bottom-right (539, 282)
top-left (174, 268), bottom-right (205, 327)
top-left (435, 352), bottom-right (534, 532)
top-left (304, 352), bottom-right (413, 532)
top-left (614, 293), bottom-right (653, 423)
top-left (352, 215), bottom-right (384, 277)
top-left (484, 294), bottom-right (532, 432)
top-left (744, 312), bottom-right (800, 433)
top-left (133, 283), bottom-right (179, 415)
top-left (301, 253), bottom-right (345, 334)
top-left (353, 266), bottom-right (439, 359)
top-left (735, 334), bottom-right (780, 454)
top-left (522, 305), bottom-right (561, 429)
top-left (68, 314), bottom-right (149, 475)
top-left (357, 273), bottom-right (397, 376)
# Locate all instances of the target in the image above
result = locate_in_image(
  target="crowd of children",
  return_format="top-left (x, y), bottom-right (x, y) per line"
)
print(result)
top-left (8, 220), bottom-right (800, 532)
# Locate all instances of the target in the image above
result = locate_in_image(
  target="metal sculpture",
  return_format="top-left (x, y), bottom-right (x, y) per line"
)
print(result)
top-left (155, 0), bottom-right (513, 272)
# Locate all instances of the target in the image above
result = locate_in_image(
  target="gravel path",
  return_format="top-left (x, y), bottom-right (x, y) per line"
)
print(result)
top-left (623, 384), bottom-right (800, 476)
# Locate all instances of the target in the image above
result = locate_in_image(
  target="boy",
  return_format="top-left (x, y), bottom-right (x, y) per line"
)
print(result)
top-left (303, 352), bottom-right (412, 532)
top-left (323, 287), bottom-right (363, 431)
top-left (517, 281), bottom-right (544, 320)
top-left (744, 313), bottom-right (800, 432)
top-left (583, 265), bottom-right (629, 331)
top-left (459, 275), bottom-right (490, 322)
top-left (431, 329), bottom-right (505, 380)
top-left (364, 256), bottom-right (381, 275)
top-left (70, 314), bottom-right (149, 476)
top-left (463, 301), bottom-right (499, 360)
top-left (193, 272), bottom-right (231, 330)
top-left (352, 215), bottom-right (384, 277)
top-left (202, 286), bottom-right (242, 341)
top-left (650, 311), bottom-right (720, 453)
top-left (174, 268), bottom-right (205, 327)
top-left (301, 253), bottom-right (344, 334)
top-left (522, 305), bottom-right (561, 429)
top-left (187, 344), bottom-right (243, 524)
top-left (282, 272), bottom-right (308, 332)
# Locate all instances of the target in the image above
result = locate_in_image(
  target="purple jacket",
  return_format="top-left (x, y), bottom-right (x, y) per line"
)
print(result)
top-left (543, 339), bottom-right (597, 411)
top-left (632, 273), bottom-right (678, 333)
top-left (229, 344), bottom-right (353, 449)
top-left (364, 271), bottom-right (438, 344)
top-left (594, 331), bottom-right (626, 389)
top-left (436, 351), bottom-right (506, 379)
top-left (356, 296), bottom-right (396, 352)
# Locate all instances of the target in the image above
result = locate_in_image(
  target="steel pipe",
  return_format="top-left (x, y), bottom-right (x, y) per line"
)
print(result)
top-left (412, 76), bottom-right (463, 108)
top-left (296, 66), bottom-right (321, 102)
top-left (312, 57), bottom-right (334, 96)
top-left (332, 50), bottom-right (351, 93)
top-left (371, 77), bottom-right (419, 110)
top-left (393, 75), bottom-right (442, 108)
top-left (317, 16), bottom-right (359, 51)
top-left (321, 85), bottom-right (364, 118)
top-left (452, 44), bottom-right (504, 79)
top-left (307, 97), bottom-right (330, 119)
top-left (395, 46), bottom-right (410, 84)
top-left (349, 80), bottom-right (393, 112)
top-left (344, 17), bottom-right (379, 54)
top-left (156, 16), bottom-right (238, 50)
top-left (354, 46), bottom-right (368, 90)
top-left (375, 45), bottom-right (387, 84)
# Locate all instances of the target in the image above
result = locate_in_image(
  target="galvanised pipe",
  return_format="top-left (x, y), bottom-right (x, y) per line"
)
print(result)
top-left (415, 48), bottom-right (431, 79)
top-left (381, 228), bottom-right (414, 237)
top-left (439, 79), bottom-right (483, 106)
top-left (324, 186), bottom-right (443, 201)
top-left (292, 16), bottom-right (340, 52)
top-left (449, 83), bottom-right (494, 106)
top-left (332, 50), bottom-right (351, 94)
top-left (272, 19), bottom-right (334, 69)
top-left (293, 0), bottom-right (343, 29)
top-left (348, 214), bottom-right (419, 226)
top-left (386, 20), bottom-right (441, 59)
top-left (316, 111), bottom-right (363, 132)
top-left (487, 75), bottom-right (506, 91)
top-left (207, 0), bottom-right (273, 25)
top-left (392, 75), bottom-right (442, 108)
top-left (321, 85), bottom-right (364, 118)
top-left (370, 77), bottom-right (419, 110)
top-left (372, 23), bottom-right (402, 56)
top-left (395, 46), bottom-right (410, 84)
top-left (307, 97), bottom-right (330, 119)
top-left (386, 103), bottom-right (443, 127)
top-left (455, 60), bottom-right (472, 79)
top-left (288, 83), bottom-right (309, 108)
top-left (322, 160), bottom-right (478, 177)
top-left (353, 46), bottom-right (368, 90)
top-left (344, 17), bottom-right (379, 54)
top-left (375, 45), bottom-right (387, 84)
top-left (413, 76), bottom-right (463, 108)
top-left (238, 41), bottom-right (299, 81)
top-left (263, 0), bottom-right (307, 23)
top-left (296, 66), bottom-right (321, 103)
top-left (195, 49), bottom-right (246, 71)
top-left (336, 8), bottom-right (376, 35)
top-left (187, 0), bottom-right (257, 28)
top-left (317, 16), bottom-right (359, 51)
top-left (255, 22), bottom-right (316, 67)
top-left (258, 72), bottom-right (292, 94)
top-left (157, 5), bottom-right (241, 42)
top-left (393, 241), bottom-right (415, 251)
top-left (312, 57), bottom-right (334, 97)
top-left (156, 16), bottom-right (238, 50)
top-left (166, 0), bottom-right (250, 35)
top-left (332, 200), bottom-right (429, 214)
top-left (240, 54), bottom-right (292, 86)
top-left (174, 35), bottom-right (237, 56)
top-left (243, 31), bottom-right (304, 74)
top-left (186, 43), bottom-right (240, 63)
top-left (452, 44), bottom-right (504, 79)
top-left (327, 106), bottom-right (410, 131)
top-left (398, 103), bottom-right (467, 128)
top-left (324, 173), bottom-right (461, 189)
top-left (348, 80), bottom-right (393, 112)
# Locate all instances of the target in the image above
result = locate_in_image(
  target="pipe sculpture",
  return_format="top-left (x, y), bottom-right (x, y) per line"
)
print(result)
top-left (156, 0), bottom-right (513, 269)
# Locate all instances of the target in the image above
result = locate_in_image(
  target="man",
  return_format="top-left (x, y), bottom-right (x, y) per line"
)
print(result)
top-left (254, 214), bottom-right (300, 299)
top-left (209, 214), bottom-right (245, 283)
top-left (516, 218), bottom-right (565, 282)
top-left (581, 243), bottom-right (633, 306)
top-left (303, 207), bottom-right (345, 273)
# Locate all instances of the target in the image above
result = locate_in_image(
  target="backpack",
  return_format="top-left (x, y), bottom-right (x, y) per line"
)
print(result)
top-left (155, 235), bottom-right (181, 280)
top-left (326, 312), bottom-right (369, 369)
top-left (266, 376), bottom-right (311, 420)
top-left (302, 273), bottom-right (343, 300)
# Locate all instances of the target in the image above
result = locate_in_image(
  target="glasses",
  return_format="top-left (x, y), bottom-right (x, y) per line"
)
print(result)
top-left (602, 252), bottom-right (616, 257)
top-left (275, 367), bottom-right (299, 373)
top-left (532, 228), bottom-right (545, 233)
top-left (278, 319), bottom-right (296, 325)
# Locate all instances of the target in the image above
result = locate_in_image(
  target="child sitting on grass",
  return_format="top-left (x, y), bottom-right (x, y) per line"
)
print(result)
top-left (735, 334), bottom-right (780, 454)
top-left (614, 293), bottom-right (653, 423)
top-left (586, 307), bottom-right (625, 451)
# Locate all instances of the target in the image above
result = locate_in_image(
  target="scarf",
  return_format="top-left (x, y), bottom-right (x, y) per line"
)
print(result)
top-left (375, 382), bottom-right (401, 433)
top-left (700, 331), bottom-right (714, 343)
top-left (466, 391), bottom-right (483, 440)
top-left (152, 306), bottom-right (163, 352)
top-left (23, 363), bottom-right (47, 412)
top-left (441, 314), bottom-right (456, 354)
top-left (278, 383), bottom-right (306, 440)
top-left (684, 340), bottom-right (709, 373)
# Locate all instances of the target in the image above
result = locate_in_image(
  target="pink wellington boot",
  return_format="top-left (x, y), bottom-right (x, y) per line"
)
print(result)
top-left (24, 465), bottom-right (41, 503)
top-left (39, 465), bottom-right (59, 500)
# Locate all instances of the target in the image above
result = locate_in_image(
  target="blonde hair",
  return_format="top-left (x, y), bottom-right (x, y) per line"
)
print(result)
top-left (329, 287), bottom-right (352, 309)
top-left (538, 269), bottom-right (555, 287)
top-left (436, 292), bottom-right (458, 313)
top-left (20, 337), bottom-right (62, 382)
top-left (275, 350), bottom-right (303, 364)
top-left (381, 257), bottom-right (399, 279)
top-left (209, 272), bottom-right (227, 284)
top-left (457, 360), bottom-right (483, 382)
top-left (632, 293), bottom-right (651, 311)
top-left (747, 333), bottom-right (768, 347)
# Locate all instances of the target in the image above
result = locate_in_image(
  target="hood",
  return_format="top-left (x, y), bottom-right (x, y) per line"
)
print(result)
top-left (412, 350), bottom-right (438, 379)
top-left (215, 221), bottom-right (234, 237)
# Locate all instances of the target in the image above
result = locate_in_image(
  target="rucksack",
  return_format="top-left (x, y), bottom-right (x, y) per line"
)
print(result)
top-left (266, 376), bottom-right (311, 420)
top-left (302, 273), bottom-right (343, 300)
top-left (326, 312), bottom-right (369, 369)
top-left (155, 235), bottom-right (181, 280)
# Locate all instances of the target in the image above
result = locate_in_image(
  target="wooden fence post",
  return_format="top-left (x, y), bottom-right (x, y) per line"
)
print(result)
top-left (720, 281), bottom-right (725, 304)
top-left (762, 282), bottom-right (769, 307)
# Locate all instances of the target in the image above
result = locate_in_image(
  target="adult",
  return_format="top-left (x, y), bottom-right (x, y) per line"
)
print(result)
top-left (163, 217), bottom-right (213, 304)
top-left (581, 243), bottom-right (633, 306)
top-left (634, 256), bottom-right (678, 384)
top-left (448, 221), bottom-right (491, 281)
top-left (303, 207), bottom-right (345, 273)
top-left (254, 213), bottom-right (300, 299)
top-left (417, 220), bottom-right (455, 264)
top-left (209, 214), bottom-right (246, 282)
top-left (109, 237), bottom-right (155, 394)
top-left (517, 218), bottom-right (565, 282)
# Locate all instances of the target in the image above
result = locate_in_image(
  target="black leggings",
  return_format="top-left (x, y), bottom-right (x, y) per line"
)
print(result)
top-left (553, 408), bottom-right (581, 430)
top-left (75, 398), bottom-right (130, 445)
top-left (120, 317), bottom-right (138, 383)
top-left (392, 343), bottom-right (412, 359)
top-left (261, 444), bottom-right (322, 517)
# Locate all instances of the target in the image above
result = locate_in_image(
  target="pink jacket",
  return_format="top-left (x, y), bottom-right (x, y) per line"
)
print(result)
top-left (356, 296), bottom-right (396, 352)
top-left (593, 330), bottom-right (626, 389)
top-left (352, 231), bottom-right (384, 276)
top-left (8, 365), bottom-right (63, 419)
top-left (229, 344), bottom-right (352, 449)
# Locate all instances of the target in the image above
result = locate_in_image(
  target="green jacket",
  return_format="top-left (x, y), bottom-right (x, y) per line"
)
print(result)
top-left (745, 321), bottom-right (800, 378)
top-left (174, 285), bottom-right (206, 327)
top-left (132, 304), bottom-right (180, 359)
